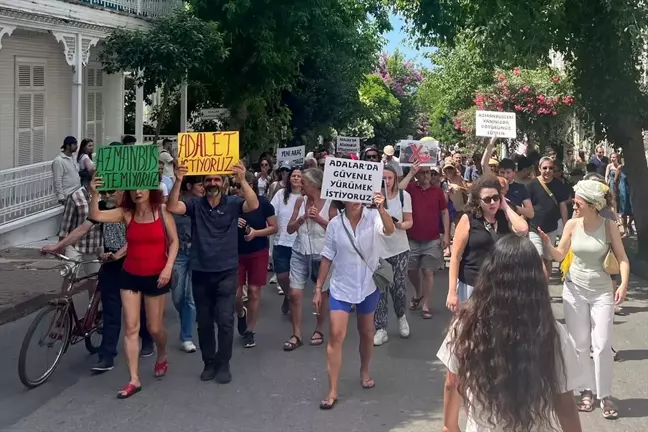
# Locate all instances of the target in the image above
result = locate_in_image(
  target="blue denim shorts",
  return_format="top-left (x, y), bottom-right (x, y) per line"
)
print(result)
top-left (273, 245), bottom-right (293, 275)
top-left (457, 281), bottom-right (474, 303)
top-left (329, 289), bottom-right (380, 315)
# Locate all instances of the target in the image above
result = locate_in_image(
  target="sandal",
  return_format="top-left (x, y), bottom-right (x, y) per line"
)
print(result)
top-left (154, 359), bottom-right (168, 378)
top-left (601, 397), bottom-right (619, 420)
top-left (283, 335), bottom-right (303, 351)
top-left (409, 296), bottom-right (423, 310)
top-left (309, 330), bottom-right (324, 346)
top-left (421, 310), bottom-right (433, 320)
top-left (319, 397), bottom-right (338, 410)
top-left (361, 378), bottom-right (375, 389)
top-left (117, 383), bottom-right (142, 399)
top-left (577, 390), bottom-right (595, 412)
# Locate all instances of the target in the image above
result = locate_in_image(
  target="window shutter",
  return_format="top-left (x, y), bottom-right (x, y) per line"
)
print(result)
top-left (15, 61), bottom-right (47, 166)
top-left (32, 93), bottom-right (45, 163)
top-left (17, 94), bottom-right (32, 166)
top-left (85, 66), bottom-right (104, 144)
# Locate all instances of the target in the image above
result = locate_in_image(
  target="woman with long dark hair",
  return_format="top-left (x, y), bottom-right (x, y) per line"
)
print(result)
top-left (270, 167), bottom-right (303, 313)
top-left (446, 176), bottom-right (528, 311)
top-left (439, 235), bottom-right (583, 431)
top-left (89, 177), bottom-right (179, 399)
top-left (256, 156), bottom-right (273, 197)
top-left (77, 138), bottom-right (95, 187)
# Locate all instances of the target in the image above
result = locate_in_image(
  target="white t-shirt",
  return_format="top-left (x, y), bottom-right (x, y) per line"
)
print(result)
top-left (270, 189), bottom-right (301, 248)
top-left (436, 322), bottom-right (583, 432)
top-left (159, 150), bottom-right (174, 179)
top-left (78, 153), bottom-right (95, 171)
top-left (380, 191), bottom-right (412, 258)
top-left (256, 173), bottom-right (269, 197)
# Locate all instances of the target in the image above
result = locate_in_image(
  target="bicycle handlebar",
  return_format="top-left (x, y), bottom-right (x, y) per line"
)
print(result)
top-left (46, 252), bottom-right (101, 265)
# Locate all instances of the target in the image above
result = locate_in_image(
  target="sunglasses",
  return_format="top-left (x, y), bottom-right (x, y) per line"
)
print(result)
top-left (481, 195), bottom-right (501, 204)
top-left (261, 163), bottom-right (270, 167)
top-left (541, 166), bottom-right (554, 171)
top-left (365, 154), bottom-right (379, 160)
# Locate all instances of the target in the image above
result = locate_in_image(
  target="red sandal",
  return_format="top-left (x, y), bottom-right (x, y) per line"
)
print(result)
top-left (117, 383), bottom-right (142, 399)
top-left (154, 359), bottom-right (168, 378)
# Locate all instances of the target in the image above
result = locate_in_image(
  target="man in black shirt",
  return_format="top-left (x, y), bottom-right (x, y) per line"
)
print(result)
top-left (526, 157), bottom-right (570, 278)
top-left (498, 158), bottom-right (534, 219)
top-left (589, 145), bottom-right (609, 176)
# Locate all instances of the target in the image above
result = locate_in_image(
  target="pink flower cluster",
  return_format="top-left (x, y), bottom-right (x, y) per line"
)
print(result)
top-left (376, 52), bottom-right (424, 97)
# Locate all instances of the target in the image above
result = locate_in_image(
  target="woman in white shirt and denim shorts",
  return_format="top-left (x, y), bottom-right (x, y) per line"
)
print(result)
top-left (313, 192), bottom-right (395, 410)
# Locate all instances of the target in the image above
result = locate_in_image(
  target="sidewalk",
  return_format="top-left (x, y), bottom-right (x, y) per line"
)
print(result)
top-left (0, 239), bottom-right (74, 325)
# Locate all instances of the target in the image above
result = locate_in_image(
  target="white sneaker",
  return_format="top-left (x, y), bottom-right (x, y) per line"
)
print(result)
top-left (181, 341), bottom-right (197, 353)
top-left (277, 286), bottom-right (284, 295)
top-left (373, 329), bottom-right (388, 346)
top-left (269, 274), bottom-right (278, 284)
top-left (398, 315), bottom-right (410, 338)
top-left (242, 285), bottom-right (248, 303)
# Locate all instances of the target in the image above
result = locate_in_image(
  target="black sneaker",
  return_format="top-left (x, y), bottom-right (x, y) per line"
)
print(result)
top-left (237, 307), bottom-right (247, 336)
top-left (243, 331), bottom-right (256, 348)
top-left (140, 342), bottom-right (154, 358)
top-left (200, 362), bottom-right (217, 381)
top-left (215, 362), bottom-right (232, 384)
top-left (91, 358), bottom-right (114, 373)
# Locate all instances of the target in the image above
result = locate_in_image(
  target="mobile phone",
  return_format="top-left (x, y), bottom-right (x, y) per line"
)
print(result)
top-left (381, 179), bottom-right (389, 210)
top-left (391, 216), bottom-right (400, 224)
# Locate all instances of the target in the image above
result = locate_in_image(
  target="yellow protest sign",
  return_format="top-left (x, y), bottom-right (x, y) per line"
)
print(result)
top-left (177, 131), bottom-right (239, 175)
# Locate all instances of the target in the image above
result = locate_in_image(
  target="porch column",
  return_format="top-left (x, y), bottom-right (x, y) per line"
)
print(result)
top-left (135, 81), bottom-right (144, 144)
top-left (180, 82), bottom-right (188, 132)
top-left (52, 32), bottom-right (99, 141)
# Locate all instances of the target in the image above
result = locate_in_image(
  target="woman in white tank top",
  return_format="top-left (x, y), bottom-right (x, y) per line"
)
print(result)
top-left (283, 168), bottom-right (336, 351)
top-left (540, 179), bottom-right (630, 420)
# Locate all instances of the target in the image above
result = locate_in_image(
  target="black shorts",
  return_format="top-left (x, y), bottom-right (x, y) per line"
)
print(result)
top-left (121, 269), bottom-right (170, 297)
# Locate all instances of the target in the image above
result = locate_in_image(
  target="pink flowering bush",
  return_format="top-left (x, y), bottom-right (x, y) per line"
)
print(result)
top-left (453, 67), bottom-right (575, 149)
top-left (376, 52), bottom-right (425, 98)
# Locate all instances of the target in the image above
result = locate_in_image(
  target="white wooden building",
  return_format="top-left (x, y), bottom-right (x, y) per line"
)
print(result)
top-left (0, 0), bottom-right (181, 247)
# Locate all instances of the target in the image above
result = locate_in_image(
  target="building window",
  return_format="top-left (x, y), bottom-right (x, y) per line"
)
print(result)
top-left (86, 66), bottom-right (104, 144)
top-left (15, 61), bottom-right (46, 166)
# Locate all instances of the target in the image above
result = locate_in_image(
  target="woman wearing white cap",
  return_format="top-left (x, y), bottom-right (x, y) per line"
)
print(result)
top-left (540, 179), bottom-right (630, 420)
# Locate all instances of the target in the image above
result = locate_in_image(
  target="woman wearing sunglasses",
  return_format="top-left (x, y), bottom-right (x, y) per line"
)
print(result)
top-left (446, 176), bottom-right (528, 311)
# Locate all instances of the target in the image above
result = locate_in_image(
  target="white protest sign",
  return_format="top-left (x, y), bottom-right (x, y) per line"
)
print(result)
top-left (398, 140), bottom-right (439, 167)
top-left (321, 157), bottom-right (383, 204)
top-left (336, 136), bottom-right (360, 154)
top-left (475, 110), bottom-right (517, 139)
top-left (276, 145), bottom-right (305, 167)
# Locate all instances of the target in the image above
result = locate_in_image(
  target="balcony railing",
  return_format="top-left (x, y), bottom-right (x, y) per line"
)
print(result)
top-left (0, 162), bottom-right (59, 226)
top-left (78, 0), bottom-right (183, 18)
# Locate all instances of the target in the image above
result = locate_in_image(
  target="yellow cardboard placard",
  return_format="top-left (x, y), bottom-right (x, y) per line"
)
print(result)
top-left (177, 131), bottom-right (239, 175)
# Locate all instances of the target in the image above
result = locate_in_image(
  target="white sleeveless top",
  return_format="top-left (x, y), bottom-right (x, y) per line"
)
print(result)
top-left (293, 199), bottom-right (332, 256)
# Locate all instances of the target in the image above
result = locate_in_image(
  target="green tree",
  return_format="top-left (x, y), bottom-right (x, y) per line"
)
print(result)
top-left (100, 10), bottom-right (227, 142)
top-left (398, 0), bottom-right (648, 253)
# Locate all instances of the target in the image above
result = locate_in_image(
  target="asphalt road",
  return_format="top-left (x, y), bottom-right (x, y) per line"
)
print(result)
top-left (0, 269), bottom-right (647, 432)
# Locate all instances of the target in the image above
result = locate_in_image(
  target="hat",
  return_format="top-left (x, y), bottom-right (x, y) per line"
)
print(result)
top-left (62, 136), bottom-right (77, 149)
top-left (383, 145), bottom-right (395, 156)
top-left (109, 141), bottom-right (122, 146)
top-left (488, 158), bottom-right (499, 166)
top-left (442, 162), bottom-right (456, 171)
top-left (429, 165), bottom-right (440, 173)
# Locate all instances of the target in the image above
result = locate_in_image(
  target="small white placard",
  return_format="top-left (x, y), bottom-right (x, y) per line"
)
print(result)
top-left (475, 110), bottom-right (517, 139)
top-left (336, 136), bottom-right (360, 154)
top-left (398, 140), bottom-right (439, 166)
top-left (321, 157), bottom-right (383, 204)
top-left (276, 145), bottom-right (305, 168)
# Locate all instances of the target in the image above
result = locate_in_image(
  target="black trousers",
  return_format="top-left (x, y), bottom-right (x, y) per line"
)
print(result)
top-left (192, 269), bottom-right (237, 365)
top-left (97, 258), bottom-right (152, 361)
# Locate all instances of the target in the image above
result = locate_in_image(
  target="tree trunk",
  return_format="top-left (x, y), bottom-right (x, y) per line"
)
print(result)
top-left (619, 121), bottom-right (648, 258)
top-left (153, 84), bottom-right (171, 144)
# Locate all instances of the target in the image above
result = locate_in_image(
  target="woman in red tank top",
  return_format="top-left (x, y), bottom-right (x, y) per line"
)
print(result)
top-left (89, 176), bottom-right (179, 399)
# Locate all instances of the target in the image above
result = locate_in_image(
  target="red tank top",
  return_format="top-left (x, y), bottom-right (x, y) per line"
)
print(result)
top-left (123, 212), bottom-right (167, 276)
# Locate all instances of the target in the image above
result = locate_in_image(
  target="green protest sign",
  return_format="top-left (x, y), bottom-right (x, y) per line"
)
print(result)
top-left (95, 145), bottom-right (159, 191)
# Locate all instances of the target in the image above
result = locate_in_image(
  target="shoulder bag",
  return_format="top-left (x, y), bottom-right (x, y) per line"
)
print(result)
top-left (340, 212), bottom-right (394, 292)
top-left (603, 219), bottom-right (620, 275)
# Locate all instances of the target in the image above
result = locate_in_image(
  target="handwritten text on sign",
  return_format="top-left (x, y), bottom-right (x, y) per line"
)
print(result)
top-left (177, 131), bottom-right (240, 175)
top-left (321, 157), bottom-right (383, 204)
top-left (475, 110), bottom-right (517, 139)
top-left (95, 145), bottom-right (159, 191)
top-left (337, 136), bottom-right (360, 154)
top-left (277, 145), bottom-right (305, 167)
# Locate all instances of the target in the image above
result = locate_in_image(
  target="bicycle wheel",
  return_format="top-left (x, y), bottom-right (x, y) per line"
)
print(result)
top-left (84, 307), bottom-right (103, 355)
top-left (18, 304), bottom-right (72, 389)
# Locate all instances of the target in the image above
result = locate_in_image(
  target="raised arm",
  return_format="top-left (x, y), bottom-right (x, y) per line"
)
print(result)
top-left (88, 175), bottom-right (125, 224)
top-left (233, 162), bottom-right (259, 213)
top-left (167, 165), bottom-right (188, 215)
top-left (501, 196), bottom-right (529, 235)
top-left (398, 160), bottom-right (420, 190)
top-left (481, 137), bottom-right (497, 175)
top-left (287, 196), bottom-right (306, 234)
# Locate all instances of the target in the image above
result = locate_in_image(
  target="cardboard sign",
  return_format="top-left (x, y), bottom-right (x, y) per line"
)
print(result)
top-left (475, 110), bottom-right (517, 139)
top-left (277, 145), bottom-right (305, 168)
top-left (95, 145), bottom-right (159, 191)
top-left (336, 136), bottom-right (360, 154)
top-left (177, 131), bottom-right (239, 175)
top-left (320, 157), bottom-right (383, 204)
top-left (398, 139), bottom-right (439, 167)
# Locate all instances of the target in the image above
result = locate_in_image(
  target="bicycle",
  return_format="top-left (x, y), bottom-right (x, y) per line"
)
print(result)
top-left (18, 253), bottom-right (103, 389)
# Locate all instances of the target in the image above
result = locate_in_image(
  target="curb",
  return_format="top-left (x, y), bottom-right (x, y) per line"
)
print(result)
top-left (0, 279), bottom-right (96, 327)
